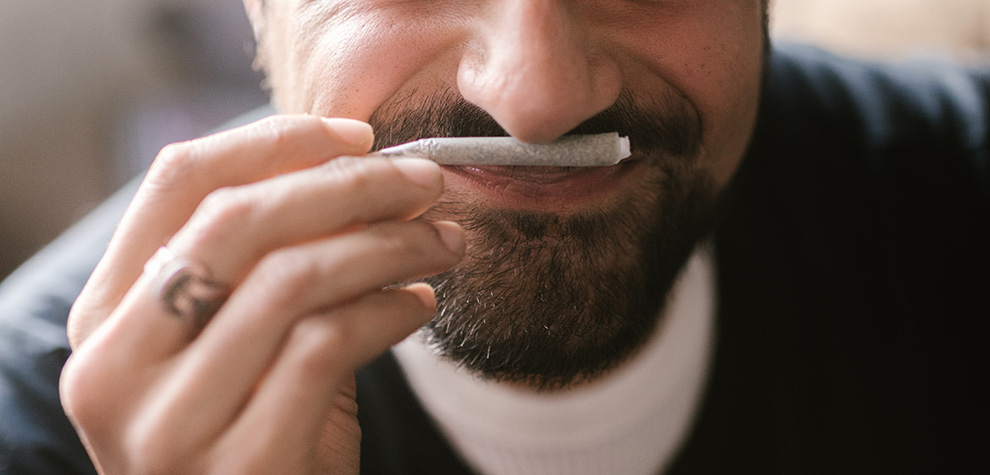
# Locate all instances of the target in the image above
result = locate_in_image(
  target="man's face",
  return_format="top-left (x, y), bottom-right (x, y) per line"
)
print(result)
top-left (247, 0), bottom-right (765, 389)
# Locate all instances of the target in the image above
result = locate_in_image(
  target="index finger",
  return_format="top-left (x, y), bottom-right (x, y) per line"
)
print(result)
top-left (71, 115), bottom-right (374, 344)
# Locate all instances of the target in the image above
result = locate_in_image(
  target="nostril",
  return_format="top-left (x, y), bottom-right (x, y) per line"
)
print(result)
top-left (455, 2), bottom-right (623, 144)
top-left (500, 119), bottom-right (576, 144)
top-left (483, 75), bottom-right (622, 144)
top-left (458, 64), bottom-right (610, 143)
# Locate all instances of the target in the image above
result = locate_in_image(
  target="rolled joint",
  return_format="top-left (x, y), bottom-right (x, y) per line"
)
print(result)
top-left (371, 132), bottom-right (631, 166)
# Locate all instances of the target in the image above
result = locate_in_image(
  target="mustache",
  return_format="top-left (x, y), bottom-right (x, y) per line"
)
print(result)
top-left (368, 88), bottom-right (702, 159)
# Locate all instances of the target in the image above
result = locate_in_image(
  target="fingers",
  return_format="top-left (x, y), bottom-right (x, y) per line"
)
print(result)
top-left (123, 221), bottom-right (461, 451)
top-left (62, 219), bottom-right (463, 472)
top-left (60, 114), bottom-right (465, 474)
top-left (213, 285), bottom-right (435, 473)
top-left (62, 117), bottom-right (464, 471)
top-left (109, 215), bottom-right (461, 361)
top-left (70, 115), bottom-right (375, 348)
top-left (168, 155), bottom-right (445, 284)
top-left (195, 219), bottom-right (463, 360)
top-left (94, 155), bottom-right (449, 360)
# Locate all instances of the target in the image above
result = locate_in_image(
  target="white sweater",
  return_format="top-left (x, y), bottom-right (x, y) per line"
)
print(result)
top-left (393, 245), bottom-right (716, 475)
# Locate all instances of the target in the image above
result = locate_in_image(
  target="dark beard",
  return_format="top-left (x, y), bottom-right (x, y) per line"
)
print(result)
top-left (369, 89), bottom-right (715, 390)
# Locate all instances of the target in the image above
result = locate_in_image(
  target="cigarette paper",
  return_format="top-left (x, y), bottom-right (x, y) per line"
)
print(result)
top-left (372, 132), bottom-right (631, 166)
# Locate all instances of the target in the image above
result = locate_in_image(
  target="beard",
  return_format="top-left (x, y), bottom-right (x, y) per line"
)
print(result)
top-left (369, 88), bottom-right (717, 390)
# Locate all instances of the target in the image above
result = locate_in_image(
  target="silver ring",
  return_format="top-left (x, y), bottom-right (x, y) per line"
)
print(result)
top-left (145, 246), bottom-right (230, 328)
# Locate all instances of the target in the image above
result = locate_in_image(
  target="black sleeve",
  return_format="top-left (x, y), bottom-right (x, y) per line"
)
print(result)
top-left (755, 42), bottom-right (989, 212)
top-left (0, 325), bottom-right (96, 474)
top-left (0, 179), bottom-right (136, 474)
top-left (695, 43), bottom-right (989, 473)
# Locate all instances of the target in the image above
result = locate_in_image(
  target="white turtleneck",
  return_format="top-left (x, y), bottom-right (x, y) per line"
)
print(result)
top-left (392, 245), bottom-right (716, 475)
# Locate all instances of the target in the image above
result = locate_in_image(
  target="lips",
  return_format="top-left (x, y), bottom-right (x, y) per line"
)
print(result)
top-left (460, 166), bottom-right (602, 183)
top-left (442, 158), bottom-right (640, 210)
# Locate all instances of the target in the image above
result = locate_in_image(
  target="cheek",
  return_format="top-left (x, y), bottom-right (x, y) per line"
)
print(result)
top-left (283, 13), bottom-right (464, 120)
top-left (697, 33), bottom-right (764, 186)
top-left (620, 5), bottom-right (764, 185)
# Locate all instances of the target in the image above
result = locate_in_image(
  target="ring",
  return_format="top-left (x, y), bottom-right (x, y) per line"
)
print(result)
top-left (145, 246), bottom-right (231, 328)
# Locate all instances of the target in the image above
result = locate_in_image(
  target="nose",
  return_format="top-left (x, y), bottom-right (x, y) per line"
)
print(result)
top-left (457, 0), bottom-right (621, 143)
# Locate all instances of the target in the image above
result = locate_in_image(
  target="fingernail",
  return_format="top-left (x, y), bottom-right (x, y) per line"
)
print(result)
top-left (321, 118), bottom-right (374, 147)
top-left (431, 221), bottom-right (465, 254)
top-left (407, 283), bottom-right (437, 309)
top-left (392, 158), bottom-right (441, 188)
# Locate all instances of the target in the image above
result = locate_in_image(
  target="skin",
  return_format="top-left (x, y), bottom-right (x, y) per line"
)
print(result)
top-left (60, 0), bottom-right (765, 472)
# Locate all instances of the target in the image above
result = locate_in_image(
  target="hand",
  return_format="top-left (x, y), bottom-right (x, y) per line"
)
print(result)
top-left (59, 115), bottom-right (465, 474)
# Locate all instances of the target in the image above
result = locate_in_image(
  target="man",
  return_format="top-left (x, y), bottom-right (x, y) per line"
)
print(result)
top-left (1, 0), bottom-right (987, 473)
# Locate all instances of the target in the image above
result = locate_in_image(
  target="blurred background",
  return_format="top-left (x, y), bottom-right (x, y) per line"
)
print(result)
top-left (1, 0), bottom-right (989, 280)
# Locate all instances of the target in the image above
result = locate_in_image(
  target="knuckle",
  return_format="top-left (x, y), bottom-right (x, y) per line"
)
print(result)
top-left (256, 115), bottom-right (311, 149)
top-left (199, 187), bottom-right (254, 226)
top-left (147, 142), bottom-right (197, 189)
top-left (322, 156), bottom-right (377, 193)
top-left (376, 227), bottom-right (420, 257)
top-left (290, 317), bottom-right (351, 377)
top-left (378, 221), bottom-right (440, 259)
top-left (255, 248), bottom-right (325, 304)
top-left (185, 187), bottom-right (255, 244)
top-left (59, 351), bottom-right (108, 427)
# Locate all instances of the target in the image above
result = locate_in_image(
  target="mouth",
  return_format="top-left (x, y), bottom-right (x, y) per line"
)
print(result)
top-left (373, 132), bottom-right (642, 211)
top-left (442, 157), bottom-right (641, 211)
